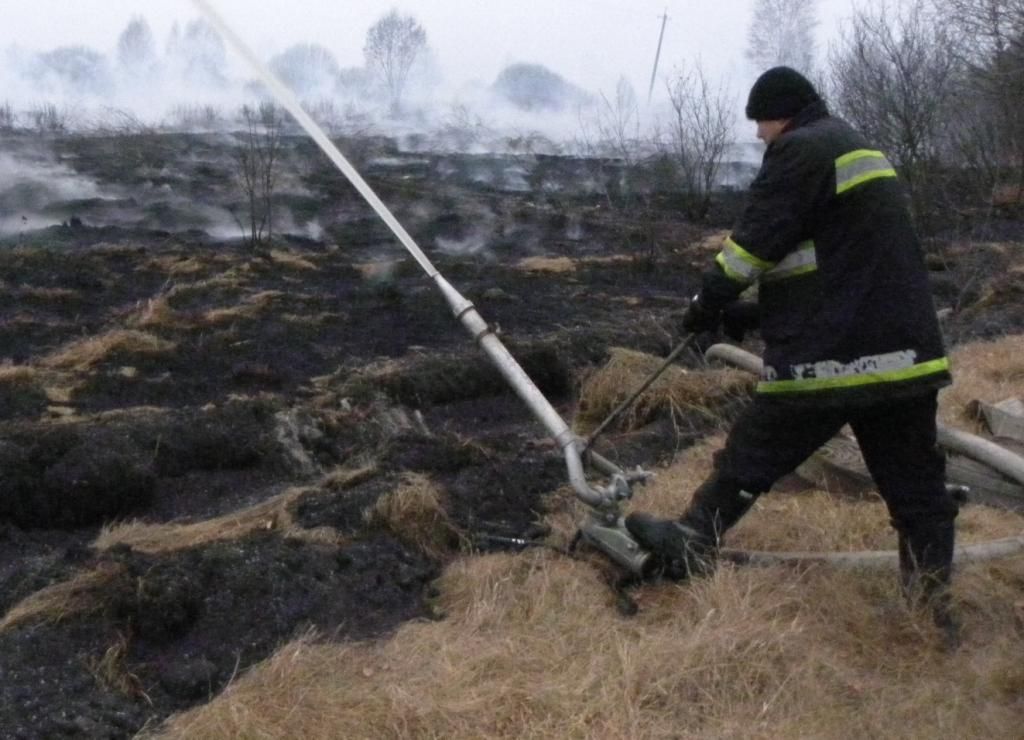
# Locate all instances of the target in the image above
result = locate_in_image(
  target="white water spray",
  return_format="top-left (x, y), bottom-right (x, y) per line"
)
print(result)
top-left (191, 0), bottom-right (633, 512)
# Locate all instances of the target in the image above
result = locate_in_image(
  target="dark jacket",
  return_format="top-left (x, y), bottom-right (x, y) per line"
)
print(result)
top-left (700, 101), bottom-right (950, 406)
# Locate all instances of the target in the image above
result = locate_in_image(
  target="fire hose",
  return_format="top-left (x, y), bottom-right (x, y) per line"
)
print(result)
top-left (193, 1), bottom-right (1024, 578)
top-left (192, 1), bottom-right (654, 575)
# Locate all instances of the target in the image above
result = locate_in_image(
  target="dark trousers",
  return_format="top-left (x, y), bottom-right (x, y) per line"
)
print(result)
top-left (691, 390), bottom-right (958, 535)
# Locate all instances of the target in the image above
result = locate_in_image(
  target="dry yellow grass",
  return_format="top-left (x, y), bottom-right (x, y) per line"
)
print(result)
top-left (269, 249), bottom-right (319, 271)
top-left (694, 229), bottom-right (730, 255)
top-left (40, 330), bottom-right (176, 372)
top-left (147, 432), bottom-right (1024, 739)
top-left (201, 290), bottom-right (284, 325)
top-left (355, 259), bottom-right (402, 280)
top-left (514, 254), bottom-right (635, 274)
top-left (93, 488), bottom-right (311, 554)
top-left (940, 334), bottom-right (1024, 432)
top-left (144, 253), bottom-right (232, 277)
top-left (150, 547), bottom-right (1024, 740)
top-left (161, 273), bottom-right (248, 308)
top-left (18, 286), bottom-right (80, 301)
top-left (129, 295), bottom-right (191, 330)
top-left (1, 469), bottom-right (377, 635)
top-left (86, 632), bottom-right (148, 700)
top-left (93, 467), bottom-right (377, 554)
top-left (363, 473), bottom-right (463, 558)
top-left (516, 255), bottom-right (576, 273)
top-left (0, 364), bottom-right (38, 386)
top-left (575, 347), bottom-right (755, 433)
top-left (0, 563), bottom-right (125, 633)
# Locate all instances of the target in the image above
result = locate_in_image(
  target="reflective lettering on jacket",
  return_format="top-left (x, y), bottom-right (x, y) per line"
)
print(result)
top-left (835, 150), bottom-right (897, 194)
top-left (759, 350), bottom-right (951, 393)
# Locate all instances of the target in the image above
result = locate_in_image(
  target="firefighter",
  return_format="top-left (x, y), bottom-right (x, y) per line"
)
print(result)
top-left (626, 66), bottom-right (960, 643)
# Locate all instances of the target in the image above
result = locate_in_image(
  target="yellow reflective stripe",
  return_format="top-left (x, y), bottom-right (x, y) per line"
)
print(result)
top-left (715, 251), bottom-right (747, 282)
top-left (715, 236), bottom-right (774, 284)
top-left (757, 357), bottom-right (950, 394)
top-left (836, 149), bottom-right (884, 167)
top-left (761, 240), bottom-right (816, 282)
top-left (835, 149), bottom-right (897, 194)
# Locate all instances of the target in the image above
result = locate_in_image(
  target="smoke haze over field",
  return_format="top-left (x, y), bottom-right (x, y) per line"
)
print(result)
top-left (0, 0), bottom-right (865, 141)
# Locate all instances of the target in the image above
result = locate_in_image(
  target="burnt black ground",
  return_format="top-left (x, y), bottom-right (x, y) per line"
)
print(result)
top-left (0, 129), bottom-right (1017, 739)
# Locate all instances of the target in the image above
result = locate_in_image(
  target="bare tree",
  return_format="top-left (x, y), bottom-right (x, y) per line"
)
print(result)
top-left (363, 10), bottom-right (428, 116)
top-left (270, 44), bottom-right (341, 99)
top-left (829, 0), bottom-right (958, 224)
top-left (662, 64), bottom-right (734, 221)
top-left (746, 0), bottom-right (820, 74)
top-left (576, 77), bottom-right (646, 211)
top-left (595, 78), bottom-right (643, 162)
top-left (0, 101), bottom-right (15, 131)
top-left (167, 19), bottom-right (227, 87)
top-left (116, 16), bottom-right (157, 74)
top-left (234, 103), bottom-right (284, 247)
top-left (941, 0), bottom-right (1024, 205)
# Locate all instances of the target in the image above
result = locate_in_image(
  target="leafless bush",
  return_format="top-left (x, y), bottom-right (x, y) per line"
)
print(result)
top-left (0, 101), bottom-right (15, 131)
top-left (26, 103), bottom-right (71, 135)
top-left (941, 0), bottom-right (1024, 208)
top-left (505, 129), bottom-right (559, 157)
top-left (234, 102), bottom-right (284, 246)
top-left (578, 78), bottom-right (644, 164)
top-left (828, 0), bottom-right (958, 227)
top-left (438, 102), bottom-right (493, 152)
top-left (746, 0), bottom-right (820, 74)
top-left (88, 107), bottom-right (155, 137)
top-left (165, 103), bottom-right (222, 132)
top-left (660, 64), bottom-right (734, 221)
top-left (576, 80), bottom-right (640, 204)
top-left (575, 78), bottom-right (661, 262)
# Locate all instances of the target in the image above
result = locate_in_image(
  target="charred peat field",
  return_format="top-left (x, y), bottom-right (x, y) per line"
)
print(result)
top-left (0, 129), bottom-right (705, 736)
top-left (1, 129), bottom-right (1022, 738)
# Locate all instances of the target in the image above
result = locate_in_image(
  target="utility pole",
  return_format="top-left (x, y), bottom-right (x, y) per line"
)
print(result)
top-left (647, 9), bottom-right (669, 104)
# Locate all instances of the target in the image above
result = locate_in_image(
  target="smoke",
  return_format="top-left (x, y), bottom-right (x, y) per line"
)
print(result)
top-left (0, 12), bottom-right (764, 245)
top-left (435, 231), bottom-right (493, 259)
top-left (0, 151), bottom-right (106, 234)
top-left (0, 13), bottom-right (613, 150)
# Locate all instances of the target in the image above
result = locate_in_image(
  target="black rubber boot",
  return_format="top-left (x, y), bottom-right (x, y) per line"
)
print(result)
top-left (684, 472), bottom-right (760, 541)
top-left (898, 521), bottom-right (959, 650)
top-left (625, 473), bottom-right (759, 581)
top-left (624, 512), bottom-right (715, 580)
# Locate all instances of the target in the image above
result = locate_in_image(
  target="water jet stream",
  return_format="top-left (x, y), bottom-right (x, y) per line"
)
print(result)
top-left (191, 0), bottom-right (631, 511)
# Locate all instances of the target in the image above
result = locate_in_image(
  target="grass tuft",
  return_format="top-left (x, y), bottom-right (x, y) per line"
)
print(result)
top-left (41, 330), bottom-right (176, 372)
top-left (575, 347), bottom-right (754, 433)
top-left (363, 473), bottom-right (463, 558)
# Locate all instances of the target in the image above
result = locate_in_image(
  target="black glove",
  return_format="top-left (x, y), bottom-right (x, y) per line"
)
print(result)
top-left (681, 294), bottom-right (722, 334)
top-left (721, 300), bottom-right (760, 342)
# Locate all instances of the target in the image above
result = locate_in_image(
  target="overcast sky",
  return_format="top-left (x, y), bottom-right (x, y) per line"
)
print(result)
top-left (3, 0), bottom-right (862, 98)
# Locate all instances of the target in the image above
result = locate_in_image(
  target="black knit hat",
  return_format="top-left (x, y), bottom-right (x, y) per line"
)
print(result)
top-left (745, 66), bottom-right (821, 121)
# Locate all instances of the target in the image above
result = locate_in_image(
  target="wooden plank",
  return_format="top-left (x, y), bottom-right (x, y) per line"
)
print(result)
top-left (947, 454), bottom-right (1024, 511)
top-left (793, 433), bottom-right (1024, 511)
top-left (795, 435), bottom-right (874, 498)
top-left (978, 398), bottom-right (1024, 443)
